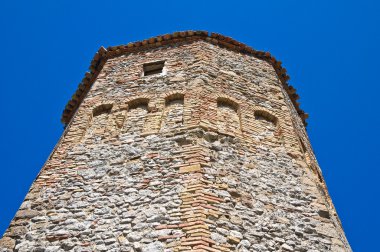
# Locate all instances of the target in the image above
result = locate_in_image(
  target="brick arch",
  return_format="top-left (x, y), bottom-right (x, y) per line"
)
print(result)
top-left (217, 97), bottom-right (239, 111)
top-left (124, 95), bottom-right (152, 110)
top-left (159, 91), bottom-right (186, 108)
top-left (91, 102), bottom-right (128, 129)
top-left (212, 93), bottom-right (241, 108)
top-left (92, 103), bottom-right (113, 117)
top-left (164, 92), bottom-right (185, 104)
top-left (255, 106), bottom-right (281, 121)
top-left (254, 109), bottom-right (279, 126)
top-left (251, 106), bottom-right (283, 141)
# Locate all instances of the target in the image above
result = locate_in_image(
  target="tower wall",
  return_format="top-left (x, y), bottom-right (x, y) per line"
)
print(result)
top-left (0, 39), bottom-right (351, 252)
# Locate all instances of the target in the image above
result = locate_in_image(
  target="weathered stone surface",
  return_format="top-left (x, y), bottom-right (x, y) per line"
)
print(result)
top-left (8, 226), bottom-right (27, 237)
top-left (141, 241), bottom-right (164, 252)
top-left (0, 34), bottom-right (351, 252)
top-left (127, 231), bottom-right (142, 242)
top-left (15, 210), bottom-right (39, 219)
top-left (0, 237), bottom-right (15, 250)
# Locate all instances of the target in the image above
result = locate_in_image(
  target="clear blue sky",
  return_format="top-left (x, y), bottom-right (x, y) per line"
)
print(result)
top-left (0, 1), bottom-right (378, 251)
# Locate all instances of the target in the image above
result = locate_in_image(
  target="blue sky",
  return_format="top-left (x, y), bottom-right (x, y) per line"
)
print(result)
top-left (0, 1), bottom-right (379, 251)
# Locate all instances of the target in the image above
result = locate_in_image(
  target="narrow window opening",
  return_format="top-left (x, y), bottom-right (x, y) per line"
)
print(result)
top-left (143, 61), bottom-right (165, 76)
top-left (318, 209), bottom-right (330, 219)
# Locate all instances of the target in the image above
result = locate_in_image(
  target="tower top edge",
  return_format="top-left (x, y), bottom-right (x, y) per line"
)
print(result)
top-left (61, 30), bottom-right (308, 126)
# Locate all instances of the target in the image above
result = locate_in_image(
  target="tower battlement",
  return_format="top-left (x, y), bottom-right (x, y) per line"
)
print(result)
top-left (0, 32), bottom-right (351, 252)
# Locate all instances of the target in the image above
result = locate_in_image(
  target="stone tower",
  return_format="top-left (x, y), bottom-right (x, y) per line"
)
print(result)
top-left (0, 31), bottom-right (351, 252)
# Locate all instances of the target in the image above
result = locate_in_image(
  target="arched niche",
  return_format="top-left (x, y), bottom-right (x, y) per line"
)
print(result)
top-left (253, 109), bottom-right (279, 140)
top-left (161, 93), bottom-right (184, 132)
top-left (84, 104), bottom-right (113, 141)
top-left (216, 97), bottom-right (241, 135)
top-left (123, 98), bottom-right (149, 134)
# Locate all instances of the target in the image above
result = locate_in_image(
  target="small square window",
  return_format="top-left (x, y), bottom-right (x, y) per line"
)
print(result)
top-left (143, 61), bottom-right (165, 76)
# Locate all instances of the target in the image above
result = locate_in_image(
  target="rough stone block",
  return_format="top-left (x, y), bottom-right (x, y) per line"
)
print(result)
top-left (179, 164), bottom-right (201, 173)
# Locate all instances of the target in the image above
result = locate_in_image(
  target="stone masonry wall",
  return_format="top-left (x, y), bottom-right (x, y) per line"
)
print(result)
top-left (0, 40), bottom-right (351, 252)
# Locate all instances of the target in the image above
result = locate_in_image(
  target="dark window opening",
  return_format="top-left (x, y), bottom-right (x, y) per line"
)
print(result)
top-left (318, 209), bottom-right (330, 219)
top-left (143, 61), bottom-right (165, 76)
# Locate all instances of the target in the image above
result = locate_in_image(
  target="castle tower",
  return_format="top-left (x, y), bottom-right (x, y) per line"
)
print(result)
top-left (0, 31), bottom-right (351, 252)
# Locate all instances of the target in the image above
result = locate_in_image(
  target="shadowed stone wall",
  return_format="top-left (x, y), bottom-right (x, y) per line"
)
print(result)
top-left (0, 40), bottom-right (351, 252)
